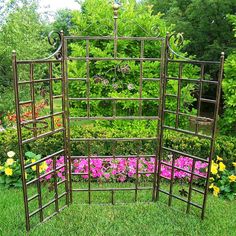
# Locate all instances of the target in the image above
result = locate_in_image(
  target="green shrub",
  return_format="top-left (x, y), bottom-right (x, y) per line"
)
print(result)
top-left (0, 124), bottom-right (235, 168)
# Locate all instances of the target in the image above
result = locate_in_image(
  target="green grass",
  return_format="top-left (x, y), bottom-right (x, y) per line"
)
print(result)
top-left (0, 182), bottom-right (235, 236)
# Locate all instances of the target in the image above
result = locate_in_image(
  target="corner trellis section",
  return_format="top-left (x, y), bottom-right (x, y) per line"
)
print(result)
top-left (12, 3), bottom-right (224, 232)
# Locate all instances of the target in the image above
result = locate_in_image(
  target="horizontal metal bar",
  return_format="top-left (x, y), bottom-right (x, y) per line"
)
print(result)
top-left (72, 187), bottom-right (153, 192)
top-left (26, 164), bottom-right (66, 186)
top-left (27, 194), bottom-right (39, 202)
top-left (68, 57), bottom-right (161, 62)
top-left (158, 189), bottom-right (202, 209)
top-left (65, 36), bottom-right (164, 41)
top-left (200, 98), bottom-right (216, 104)
top-left (21, 112), bottom-right (64, 126)
top-left (22, 128), bottom-right (65, 144)
top-left (168, 59), bottom-right (220, 65)
top-left (18, 78), bottom-right (62, 84)
top-left (68, 78), bottom-right (161, 82)
top-left (164, 110), bottom-right (214, 122)
top-left (25, 149), bottom-right (65, 169)
top-left (165, 94), bottom-right (177, 98)
top-left (143, 78), bottom-right (161, 81)
top-left (70, 116), bottom-right (160, 121)
top-left (33, 205), bottom-right (68, 228)
top-left (29, 192), bottom-right (67, 217)
top-left (17, 59), bottom-right (61, 64)
top-left (70, 137), bottom-right (157, 142)
top-left (167, 77), bottom-right (218, 85)
top-left (163, 125), bottom-right (212, 140)
top-left (160, 161), bottom-right (207, 179)
top-left (53, 95), bottom-right (63, 99)
top-left (162, 146), bottom-right (209, 163)
top-left (71, 154), bottom-right (156, 159)
top-left (71, 172), bottom-right (89, 176)
top-left (69, 97), bottom-right (159, 101)
top-left (19, 100), bottom-right (33, 105)
top-left (57, 179), bottom-right (66, 186)
top-left (192, 187), bottom-right (205, 194)
top-left (68, 78), bottom-right (87, 81)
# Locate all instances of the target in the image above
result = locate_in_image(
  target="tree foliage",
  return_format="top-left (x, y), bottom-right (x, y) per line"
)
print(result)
top-left (221, 15), bottom-right (236, 133)
top-left (145, 0), bottom-right (236, 61)
top-left (0, 0), bottom-right (49, 121)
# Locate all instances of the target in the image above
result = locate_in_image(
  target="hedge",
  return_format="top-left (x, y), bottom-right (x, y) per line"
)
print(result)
top-left (0, 124), bottom-right (235, 168)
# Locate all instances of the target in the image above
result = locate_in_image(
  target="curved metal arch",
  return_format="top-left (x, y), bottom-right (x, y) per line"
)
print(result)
top-left (44, 31), bottom-right (63, 60)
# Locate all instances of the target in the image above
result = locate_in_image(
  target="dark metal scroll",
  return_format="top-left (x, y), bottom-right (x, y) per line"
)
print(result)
top-left (45, 31), bottom-right (63, 60)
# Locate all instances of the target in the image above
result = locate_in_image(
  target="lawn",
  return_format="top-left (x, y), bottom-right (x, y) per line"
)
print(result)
top-left (0, 183), bottom-right (235, 236)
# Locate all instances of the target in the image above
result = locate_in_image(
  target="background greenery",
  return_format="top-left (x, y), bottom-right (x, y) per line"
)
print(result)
top-left (0, 125), bottom-right (235, 166)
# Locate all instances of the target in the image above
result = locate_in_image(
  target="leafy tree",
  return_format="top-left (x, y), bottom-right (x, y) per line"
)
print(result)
top-left (220, 15), bottom-right (236, 134)
top-left (145, 0), bottom-right (236, 61)
top-left (0, 0), bottom-right (49, 125)
top-left (52, 9), bottom-right (76, 35)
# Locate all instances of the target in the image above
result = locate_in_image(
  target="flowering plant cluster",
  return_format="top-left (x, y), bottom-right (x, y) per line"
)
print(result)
top-left (6, 101), bottom-right (45, 126)
top-left (0, 151), bottom-right (47, 188)
top-left (45, 156), bottom-right (208, 183)
top-left (209, 156), bottom-right (236, 200)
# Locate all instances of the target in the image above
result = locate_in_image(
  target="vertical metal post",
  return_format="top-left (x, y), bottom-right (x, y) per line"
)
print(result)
top-left (61, 30), bottom-right (70, 205)
top-left (186, 159), bottom-right (196, 213)
top-left (113, 3), bottom-right (119, 58)
top-left (12, 51), bottom-right (30, 231)
top-left (195, 64), bottom-right (204, 134)
top-left (168, 154), bottom-right (176, 206)
top-left (201, 52), bottom-right (224, 219)
top-left (139, 40), bottom-right (144, 115)
top-left (29, 63), bottom-right (37, 137)
top-left (175, 63), bottom-right (182, 129)
top-left (155, 33), bottom-right (170, 201)
top-left (152, 39), bottom-right (165, 201)
top-left (48, 62), bottom-right (55, 131)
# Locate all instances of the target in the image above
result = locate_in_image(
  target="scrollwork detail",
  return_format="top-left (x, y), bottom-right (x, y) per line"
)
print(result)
top-left (46, 31), bottom-right (63, 60)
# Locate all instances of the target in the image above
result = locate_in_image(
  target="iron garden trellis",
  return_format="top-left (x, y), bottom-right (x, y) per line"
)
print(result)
top-left (12, 3), bottom-right (224, 232)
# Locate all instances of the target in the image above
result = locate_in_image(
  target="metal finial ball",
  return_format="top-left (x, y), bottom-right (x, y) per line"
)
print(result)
top-left (113, 3), bottom-right (120, 10)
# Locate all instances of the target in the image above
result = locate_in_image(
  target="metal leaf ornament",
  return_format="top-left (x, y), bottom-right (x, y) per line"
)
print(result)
top-left (179, 188), bottom-right (188, 197)
top-left (118, 64), bottom-right (131, 74)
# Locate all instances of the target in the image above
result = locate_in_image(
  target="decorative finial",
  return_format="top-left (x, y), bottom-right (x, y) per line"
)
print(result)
top-left (113, 1), bottom-right (120, 19)
top-left (113, 3), bottom-right (120, 10)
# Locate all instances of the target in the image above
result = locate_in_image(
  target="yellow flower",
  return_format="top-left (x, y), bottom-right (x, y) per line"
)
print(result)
top-left (219, 162), bottom-right (226, 172)
top-left (31, 159), bottom-right (37, 171)
top-left (211, 161), bottom-right (218, 175)
top-left (6, 158), bottom-right (14, 166)
top-left (216, 156), bottom-right (223, 162)
top-left (233, 162), bottom-right (236, 167)
top-left (213, 186), bottom-right (220, 197)
top-left (40, 161), bottom-right (48, 170)
top-left (39, 163), bottom-right (46, 173)
top-left (0, 166), bottom-right (4, 171)
top-left (7, 151), bottom-right (15, 158)
top-left (209, 183), bottom-right (214, 189)
top-left (209, 177), bottom-right (214, 182)
top-left (31, 165), bottom-right (36, 171)
top-left (5, 167), bottom-right (13, 176)
top-left (229, 175), bottom-right (236, 183)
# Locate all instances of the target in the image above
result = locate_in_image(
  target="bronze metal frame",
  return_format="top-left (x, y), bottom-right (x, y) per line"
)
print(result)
top-left (12, 3), bottom-right (224, 231)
